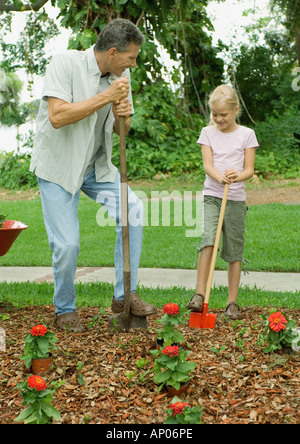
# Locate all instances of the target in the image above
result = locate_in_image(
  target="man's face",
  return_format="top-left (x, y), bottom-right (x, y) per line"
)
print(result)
top-left (109, 43), bottom-right (140, 77)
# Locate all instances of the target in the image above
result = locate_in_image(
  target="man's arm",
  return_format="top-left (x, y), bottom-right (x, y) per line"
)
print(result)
top-left (48, 77), bottom-right (130, 129)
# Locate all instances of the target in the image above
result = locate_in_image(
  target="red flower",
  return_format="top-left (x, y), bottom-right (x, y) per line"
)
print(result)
top-left (30, 325), bottom-right (48, 337)
top-left (170, 401), bottom-right (191, 416)
top-left (162, 345), bottom-right (180, 357)
top-left (163, 303), bottom-right (179, 316)
top-left (268, 312), bottom-right (288, 332)
top-left (27, 375), bottom-right (47, 391)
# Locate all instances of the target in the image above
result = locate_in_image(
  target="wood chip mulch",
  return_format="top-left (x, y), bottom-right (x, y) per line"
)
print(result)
top-left (0, 304), bottom-right (299, 424)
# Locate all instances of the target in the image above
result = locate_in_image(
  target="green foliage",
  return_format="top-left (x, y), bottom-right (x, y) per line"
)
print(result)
top-left (0, 10), bottom-right (59, 77)
top-left (0, 66), bottom-right (30, 127)
top-left (254, 104), bottom-right (300, 178)
top-left (20, 328), bottom-right (58, 369)
top-left (112, 81), bottom-right (206, 179)
top-left (14, 378), bottom-right (61, 424)
top-left (257, 312), bottom-right (299, 353)
top-left (0, 151), bottom-right (37, 189)
top-left (156, 305), bottom-right (188, 346)
top-left (0, 211), bottom-right (7, 228)
top-left (270, 0), bottom-right (300, 34)
top-left (230, 43), bottom-right (295, 123)
top-left (50, 0), bottom-right (224, 114)
top-left (164, 396), bottom-right (203, 424)
top-left (151, 347), bottom-right (197, 391)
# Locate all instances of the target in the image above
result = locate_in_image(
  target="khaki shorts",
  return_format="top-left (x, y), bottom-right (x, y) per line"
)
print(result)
top-left (200, 195), bottom-right (247, 263)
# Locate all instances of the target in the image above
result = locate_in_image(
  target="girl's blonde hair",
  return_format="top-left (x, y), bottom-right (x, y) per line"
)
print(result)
top-left (208, 84), bottom-right (242, 125)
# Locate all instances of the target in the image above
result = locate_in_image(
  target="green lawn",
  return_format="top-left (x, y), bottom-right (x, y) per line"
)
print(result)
top-left (0, 190), bottom-right (299, 310)
top-left (0, 281), bottom-right (299, 309)
top-left (0, 193), bottom-right (299, 272)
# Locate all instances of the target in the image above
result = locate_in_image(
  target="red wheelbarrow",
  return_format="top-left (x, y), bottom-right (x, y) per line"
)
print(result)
top-left (0, 220), bottom-right (28, 256)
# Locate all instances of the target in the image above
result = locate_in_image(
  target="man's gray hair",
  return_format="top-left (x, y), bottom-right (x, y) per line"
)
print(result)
top-left (95, 19), bottom-right (144, 53)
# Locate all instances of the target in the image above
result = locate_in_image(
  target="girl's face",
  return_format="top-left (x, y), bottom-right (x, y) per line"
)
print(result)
top-left (211, 102), bottom-right (239, 133)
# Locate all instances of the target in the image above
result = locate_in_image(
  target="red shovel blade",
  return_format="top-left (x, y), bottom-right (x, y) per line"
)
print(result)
top-left (188, 304), bottom-right (217, 329)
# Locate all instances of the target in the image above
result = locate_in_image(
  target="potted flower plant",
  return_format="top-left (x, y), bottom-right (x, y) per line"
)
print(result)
top-left (258, 311), bottom-right (300, 353)
top-left (20, 324), bottom-right (58, 374)
top-left (164, 396), bottom-right (203, 424)
top-left (151, 344), bottom-right (197, 396)
top-left (14, 375), bottom-right (61, 424)
top-left (155, 303), bottom-right (187, 349)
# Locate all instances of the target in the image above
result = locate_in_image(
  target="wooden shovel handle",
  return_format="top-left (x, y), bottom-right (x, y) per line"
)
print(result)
top-left (119, 116), bottom-right (131, 317)
top-left (204, 183), bottom-right (229, 304)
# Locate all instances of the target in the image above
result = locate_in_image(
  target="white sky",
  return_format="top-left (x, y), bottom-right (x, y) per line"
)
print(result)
top-left (0, 0), bottom-right (270, 152)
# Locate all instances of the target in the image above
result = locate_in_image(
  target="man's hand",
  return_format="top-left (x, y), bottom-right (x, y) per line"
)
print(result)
top-left (107, 77), bottom-right (130, 103)
top-left (112, 97), bottom-right (132, 136)
top-left (112, 98), bottom-right (132, 118)
top-left (47, 77), bottom-right (130, 129)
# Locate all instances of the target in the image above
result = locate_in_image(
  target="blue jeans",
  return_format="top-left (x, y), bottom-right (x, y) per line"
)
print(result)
top-left (38, 170), bottom-right (143, 316)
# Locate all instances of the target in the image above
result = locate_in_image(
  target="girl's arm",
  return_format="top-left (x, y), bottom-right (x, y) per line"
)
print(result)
top-left (225, 148), bottom-right (256, 183)
top-left (202, 145), bottom-right (231, 184)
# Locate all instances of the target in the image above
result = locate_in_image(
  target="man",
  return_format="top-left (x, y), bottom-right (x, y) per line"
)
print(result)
top-left (30, 19), bottom-right (157, 332)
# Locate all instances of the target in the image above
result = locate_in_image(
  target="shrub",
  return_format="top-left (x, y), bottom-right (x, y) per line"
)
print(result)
top-left (254, 104), bottom-right (300, 178)
top-left (0, 151), bottom-right (37, 189)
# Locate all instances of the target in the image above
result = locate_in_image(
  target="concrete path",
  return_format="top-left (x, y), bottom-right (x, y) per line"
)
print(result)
top-left (0, 267), bottom-right (299, 293)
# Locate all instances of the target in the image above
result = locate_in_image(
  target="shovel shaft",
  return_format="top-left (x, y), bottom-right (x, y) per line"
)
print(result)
top-left (189, 184), bottom-right (229, 330)
top-left (204, 183), bottom-right (229, 305)
top-left (119, 116), bottom-right (131, 317)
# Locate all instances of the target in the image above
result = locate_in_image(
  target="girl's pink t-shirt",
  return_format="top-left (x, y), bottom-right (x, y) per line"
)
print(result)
top-left (197, 125), bottom-right (259, 201)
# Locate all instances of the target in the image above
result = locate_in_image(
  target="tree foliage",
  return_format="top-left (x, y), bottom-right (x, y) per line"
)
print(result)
top-left (0, 0), bottom-right (299, 182)
top-left (0, 6), bottom-right (59, 127)
top-left (48, 0), bottom-right (224, 116)
top-left (0, 0), bottom-right (48, 12)
top-left (0, 66), bottom-right (30, 126)
top-left (270, 0), bottom-right (300, 65)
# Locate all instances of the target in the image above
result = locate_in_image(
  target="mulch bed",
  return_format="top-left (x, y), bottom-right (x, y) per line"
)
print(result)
top-left (0, 304), bottom-right (299, 424)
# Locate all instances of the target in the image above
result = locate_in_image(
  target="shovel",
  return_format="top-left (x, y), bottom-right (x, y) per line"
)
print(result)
top-left (189, 183), bottom-right (230, 329)
top-left (108, 116), bottom-right (147, 332)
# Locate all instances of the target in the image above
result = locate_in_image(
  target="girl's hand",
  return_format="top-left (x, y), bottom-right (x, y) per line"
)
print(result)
top-left (225, 169), bottom-right (239, 183)
top-left (221, 174), bottom-right (231, 185)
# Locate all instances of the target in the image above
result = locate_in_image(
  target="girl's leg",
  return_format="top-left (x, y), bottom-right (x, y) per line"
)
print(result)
top-left (226, 260), bottom-right (243, 319)
top-left (227, 260), bottom-right (241, 304)
top-left (196, 246), bottom-right (213, 296)
top-left (221, 201), bottom-right (246, 320)
top-left (187, 246), bottom-right (213, 311)
top-left (187, 195), bottom-right (221, 312)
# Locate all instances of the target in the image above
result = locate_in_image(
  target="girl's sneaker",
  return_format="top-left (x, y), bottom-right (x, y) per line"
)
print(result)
top-left (186, 293), bottom-right (204, 312)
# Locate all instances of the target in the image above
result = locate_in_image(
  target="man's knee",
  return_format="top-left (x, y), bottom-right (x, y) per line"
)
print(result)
top-left (55, 241), bottom-right (80, 263)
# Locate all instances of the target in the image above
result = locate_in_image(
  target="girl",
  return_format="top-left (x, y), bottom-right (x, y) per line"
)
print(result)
top-left (187, 85), bottom-right (259, 319)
